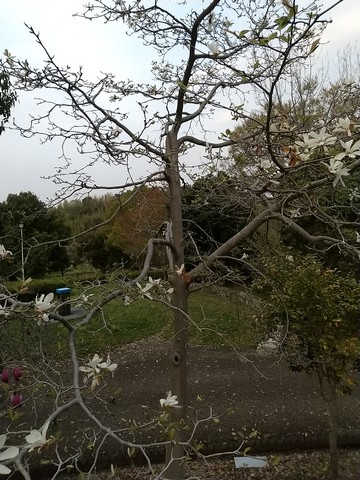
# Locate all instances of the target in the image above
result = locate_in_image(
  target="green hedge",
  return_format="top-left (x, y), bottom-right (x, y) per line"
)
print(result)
top-left (2, 269), bottom-right (167, 301)
top-left (3, 278), bottom-right (74, 302)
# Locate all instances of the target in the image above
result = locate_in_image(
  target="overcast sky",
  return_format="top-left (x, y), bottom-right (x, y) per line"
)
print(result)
top-left (1, 0), bottom-right (359, 203)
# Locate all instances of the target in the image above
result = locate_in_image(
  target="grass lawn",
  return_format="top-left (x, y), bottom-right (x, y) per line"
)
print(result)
top-left (1, 286), bottom-right (258, 362)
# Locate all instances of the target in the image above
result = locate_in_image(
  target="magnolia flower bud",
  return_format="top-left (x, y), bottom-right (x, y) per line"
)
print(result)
top-left (13, 367), bottom-right (22, 381)
top-left (208, 41), bottom-right (218, 56)
top-left (11, 392), bottom-right (23, 408)
top-left (0, 368), bottom-right (9, 383)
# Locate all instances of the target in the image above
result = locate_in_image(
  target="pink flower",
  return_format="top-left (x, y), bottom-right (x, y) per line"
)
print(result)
top-left (0, 368), bottom-right (9, 383)
top-left (10, 392), bottom-right (23, 408)
top-left (13, 367), bottom-right (22, 381)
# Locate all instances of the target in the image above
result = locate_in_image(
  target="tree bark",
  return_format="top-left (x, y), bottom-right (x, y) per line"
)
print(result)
top-left (162, 130), bottom-right (188, 479)
top-left (317, 368), bottom-right (339, 479)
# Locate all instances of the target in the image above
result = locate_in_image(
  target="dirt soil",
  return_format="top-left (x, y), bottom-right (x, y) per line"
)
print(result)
top-left (86, 448), bottom-right (360, 480)
top-left (6, 336), bottom-right (360, 479)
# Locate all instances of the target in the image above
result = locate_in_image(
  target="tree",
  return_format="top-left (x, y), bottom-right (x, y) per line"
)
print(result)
top-left (1, 1), bottom-right (360, 479)
top-left (107, 187), bottom-right (168, 268)
top-left (227, 65), bottom-right (360, 276)
top-left (183, 172), bottom-right (251, 254)
top-left (0, 67), bottom-right (16, 135)
top-left (182, 171), bottom-right (255, 283)
top-left (0, 192), bottom-right (70, 279)
top-left (57, 195), bottom-right (126, 272)
top-left (254, 249), bottom-right (360, 479)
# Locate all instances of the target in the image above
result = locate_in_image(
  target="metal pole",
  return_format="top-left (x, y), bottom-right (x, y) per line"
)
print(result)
top-left (19, 223), bottom-right (25, 282)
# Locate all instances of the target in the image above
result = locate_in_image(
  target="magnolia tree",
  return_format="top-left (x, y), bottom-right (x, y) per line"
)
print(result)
top-left (1, 0), bottom-right (360, 479)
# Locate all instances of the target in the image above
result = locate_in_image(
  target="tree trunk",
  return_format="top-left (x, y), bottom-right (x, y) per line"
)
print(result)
top-left (162, 130), bottom-right (188, 479)
top-left (317, 369), bottom-right (339, 479)
top-left (163, 278), bottom-right (189, 479)
top-left (327, 382), bottom-right (339, 479)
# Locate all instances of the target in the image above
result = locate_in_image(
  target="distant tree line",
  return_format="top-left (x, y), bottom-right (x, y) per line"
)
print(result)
top-left (0, 192), bottom-right (70, 279)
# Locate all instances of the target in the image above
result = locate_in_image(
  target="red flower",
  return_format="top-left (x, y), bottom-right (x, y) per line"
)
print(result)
top-left (0, 368), bottom-right (9, 383)
top-left (10, 392), bottom-right (23, 408)
top-left (13, 367), bottom-right (22, 381)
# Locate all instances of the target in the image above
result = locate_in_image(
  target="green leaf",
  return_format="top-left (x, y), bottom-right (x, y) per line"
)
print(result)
top-left (271, 455), bottom-right (282, 466)
top-left (238, 29), bottom-right (250, 38)
top-left (275, 16), bottom-right (290, 29)
top-left (309, 38), bottom-right (320, 54)
top-left (167, 426), bottom-right (177, 441)
top-left (267, 32), bottom-right (278, 41)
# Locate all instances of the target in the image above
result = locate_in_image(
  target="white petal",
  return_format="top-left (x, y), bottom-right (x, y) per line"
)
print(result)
top-left (0, 446), bottom-right (19, 461)
top-left (44, 293), bottom-right (54, 304)
top-left (0, 435), bottom-right (6, 450)
top-left (0, 464), bottom-right (11, 475)
top-left (25, 430), bottom-right (43, 445)
top-left (208, 41), bottom-right (218, 55)
top-left (91, 377), bottom-right (100, 391)
top-left (41, 421), bottom-right (50, 439)
top-left (79, 366), bottom-right (93, 373)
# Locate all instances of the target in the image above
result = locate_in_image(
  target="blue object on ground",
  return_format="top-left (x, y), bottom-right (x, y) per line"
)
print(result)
top-left (55, 287), bottom-right (71, 315)
top-left (55, 287), bottom-right (71, 294)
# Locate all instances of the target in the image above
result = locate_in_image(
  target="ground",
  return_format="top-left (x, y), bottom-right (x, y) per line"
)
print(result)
top-left (87, 449), bottom-right (360, 479)
top-left (6, 336), bottom-right (360, 479)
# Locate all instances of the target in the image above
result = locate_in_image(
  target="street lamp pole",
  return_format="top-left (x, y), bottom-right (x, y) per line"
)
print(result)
top-left (19, 223), bottom-right (25, 282)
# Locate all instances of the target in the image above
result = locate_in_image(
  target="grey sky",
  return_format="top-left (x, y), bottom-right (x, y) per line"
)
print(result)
top-left (1, 0), bottom-right (359, 203)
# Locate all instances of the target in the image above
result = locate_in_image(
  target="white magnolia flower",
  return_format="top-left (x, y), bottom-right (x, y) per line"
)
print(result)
top-left (0, 306), bottom-right (10, 318)
top-left (160, 391), bottom-right (179, 408)
top-left (208, 41), bottom-right (218, 56)
top-left (241, 253), bottom-right (248, 260)
top-left (0, 245), bottom-right (12, 260)
top-left (308, 127), bottom-right (336, 151)
top-left (356, 232), bottom-right (360, 244)
top-left (165, 287), bottom-right (174, 302)
top-left (136, 277), bottom-right (161, 299)
top-left (289, 207), bottom-right (301, 218)
top-left (276, 0), bottom-right (293, 10)
top-left (35, 293), bottom-right (54, 312)
top-left (80, 354), bottom-right (117, 390)
top-left (334, 139), bottom-right (360, 160)
top-left (333, 117), bottom-right (352, 137)
top-left (36, 313), bottom-right (50, 326)
top-left (79, 367), bottom-right (100, 390)
top-left (0, 434), bottom-right (19, 475)
top-left (286, 255), bottom-right (294, 262)
top-left (80, 354), bottom-right (103, 373)
top-left (295, 133), bottom-right (315, 153)
top-left (326, 158), bottom-right (350, 187)
top-left (175, 264), bottom-right (185, 275)
top-left (123, 295), bottom-right (132, 306)
top-left (81, 293), bottom-right (93, 303)
top-left (25, 422), bottom-right (50, 452)
top-left (260, 158), bottom-right (272, 169)
top-left (98, 354), bottom-right (118, 376)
